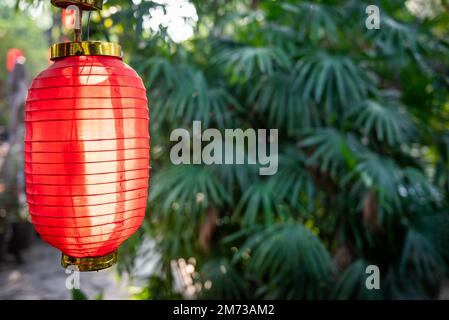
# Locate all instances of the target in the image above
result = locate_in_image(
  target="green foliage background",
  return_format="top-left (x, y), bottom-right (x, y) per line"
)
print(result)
top-left (0, 4), bottom-right (48, 83)
top-left (0, 3), bottom-right (48, 126)
top-left (16, 0), bottom-right (449, 299)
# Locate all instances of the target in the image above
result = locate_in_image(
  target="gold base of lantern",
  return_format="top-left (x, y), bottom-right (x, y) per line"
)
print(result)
top-left (61, 250), bottom-right (118, 272)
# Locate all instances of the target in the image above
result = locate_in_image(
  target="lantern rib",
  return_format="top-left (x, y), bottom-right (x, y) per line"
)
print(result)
top-left (26, 96), bottom-right (148, 102)
top-left (24, 136), bottom-right (150, 143)
top-left (43, 234), bottom-right (138, 249)
top-left (25, 117), bottom-right (148, 122)
top-left (27, 176), bottom-right (148, 187)
top-left (26, 156), bottom-right (148, 164)
top-left (44, 235), bottom-right (137, 248)
top-left (25, 167), bottom-right (149, 177)
top-left (27, 194), bottom-right (148, 208)
top-left (26, 107), bottom-right (149, 112)
top-left (29, 206), bottom-right (147, 219)
top-left (38, 224), bottom-right (141, 239)
top-left (37, 226), bottom-right (142, 239)
top-left (24, 147), bottom-right (149, 154)
top-left (29, 84), bottom-right (146, 91)
top-left (31, 214), bottom-right (145, 229)
top-left (26, 186), bottom-right (148, 197)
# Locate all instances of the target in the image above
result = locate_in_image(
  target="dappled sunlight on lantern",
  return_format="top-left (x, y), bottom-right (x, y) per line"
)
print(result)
top-left (79, 73), bottom-right (110, 85)
top-left (61, 64), bottom-right (110, 85)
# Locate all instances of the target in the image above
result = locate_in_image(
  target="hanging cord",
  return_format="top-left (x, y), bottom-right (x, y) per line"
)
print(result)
top-left (87, 11), bottom-right (92, 41)
top-left (75, 8), bottom-right (83, 41)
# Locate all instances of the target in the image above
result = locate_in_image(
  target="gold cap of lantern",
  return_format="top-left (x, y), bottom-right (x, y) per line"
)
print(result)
top-left (50, 41), bottom-right (122, 60)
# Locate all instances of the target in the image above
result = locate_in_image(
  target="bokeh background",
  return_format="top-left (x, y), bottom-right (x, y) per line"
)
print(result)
top-left (0, 0), bottom-right (449, 300)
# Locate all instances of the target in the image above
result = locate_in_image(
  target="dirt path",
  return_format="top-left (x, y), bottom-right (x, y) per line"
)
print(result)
top-left (0, 239), bottom-right (131, 300)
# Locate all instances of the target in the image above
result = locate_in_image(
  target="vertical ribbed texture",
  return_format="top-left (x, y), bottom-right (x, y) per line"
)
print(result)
top-left (25, 55), bottom-right (149, 258)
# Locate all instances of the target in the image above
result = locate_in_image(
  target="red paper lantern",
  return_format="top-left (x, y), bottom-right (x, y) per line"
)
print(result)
top-left (25, 40), bottom-right (149, 271)
top-left (6, 48), bottom-right (25, 72)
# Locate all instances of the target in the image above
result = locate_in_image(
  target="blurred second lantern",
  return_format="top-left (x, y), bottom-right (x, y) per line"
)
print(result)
top-left (25, 0), bottom-right (149, 271)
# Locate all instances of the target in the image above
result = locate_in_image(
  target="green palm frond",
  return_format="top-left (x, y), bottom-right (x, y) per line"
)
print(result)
top-left (162, 68), bottom-right (238, 127)
top-left (200, 258), bottom-right (248, 299)
top-left (249, 71), bottom-right (320, 133)
top-left (149, 165), bottom-right (231, 215)
top-left (334, 258), bottom-right (440, 299)
top-left (143, 60), bottom-right (239, 128)
top-left (383, 268), bottom-right (431, 299)
top-left (350, 152), bottom-right (402, 213)
top-left (232, 148), bottom-right (316, 224)
top-left (333, 257), bottom-right (438, 300)
top-left (206, 87), bottom-right (241, 128)
top-left (300, 128), bottom-right (362, 177)
top-left (415, 212), bottom-right (449, 263)
top-left (294, 51), bottom-right (371, 113)
top-left (433, 132), bottom-right (449, 191)
top-left (235, 223), bottom-right (335, 299)
top-left (233, 180), bottom-right (280, 227)
top-left (214, 163), bottom-right (258, 203)
top-left (139, 57), bottom-right (177, 88)
top-left (332, 259), bottom-right (383, 299)
top-left (154, 210), bottom-right (197, 264)
top-left (399, 229), bottom-right (445, 285)
top-left (281, 2), bottom-right (339, 42)
top-left (345, 98), bottom-right (417, 145)
top-left (262, 23), bottom-right (299, 53)
top-left (273, 147), bottom-right (315, 211)
top-left (218, 46), bottom-right (292, 81)
top-left (401, 167), bottom-right (440, 204)
top-left (345, 158), bottom-right (439, 219)
top-left (367, 14), bottom-right (423, 61)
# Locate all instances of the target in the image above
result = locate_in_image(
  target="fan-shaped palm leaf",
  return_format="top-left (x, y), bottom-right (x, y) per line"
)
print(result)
top-left (350, 152), bottom-right (402, 213)
top-left (233, 179), bottom-right (280, 226)
top-left (234, 223), bottom-right (335, 299)
top-left (213, 162), bottom-right (258, 203)
top-left (281, 2), bottom-right (339, 42)
top-left (401, 167), bottom-right (440, 204)
top-left (218, 46), bottom-right (292, 81)
top-left (142, 60), bottom-right (239, 128)
top-left (345, 98), bottom-right (417, 145)
top-left (332, 259), bottom-right (383, 299)
top-left (414, 212), bottom-right (449, 263)
top-left (150, 165), bottom-right (231, 215)
top-left (294, 51), bottom-right (371, 113)
top-left (300, 128), bottom-right (363, 178)
top-left (163, 68), bottom-right (239, 127)
top-left (249, 70), bottom-right (320, 133)
top-left (399, 229), bottom-right (445, 285)
top-left (200, 258), bottom-right (248, 299)
top-left (272, 147), bottom-right (316, 211)
top-left (368, 14), bottom-right (421, 59)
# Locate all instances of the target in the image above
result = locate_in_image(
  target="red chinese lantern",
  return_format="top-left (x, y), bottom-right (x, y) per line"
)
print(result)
top-left (25, 0), bottom-right (149, 271)
top-left (6, 48), bottom-right (25, 72)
